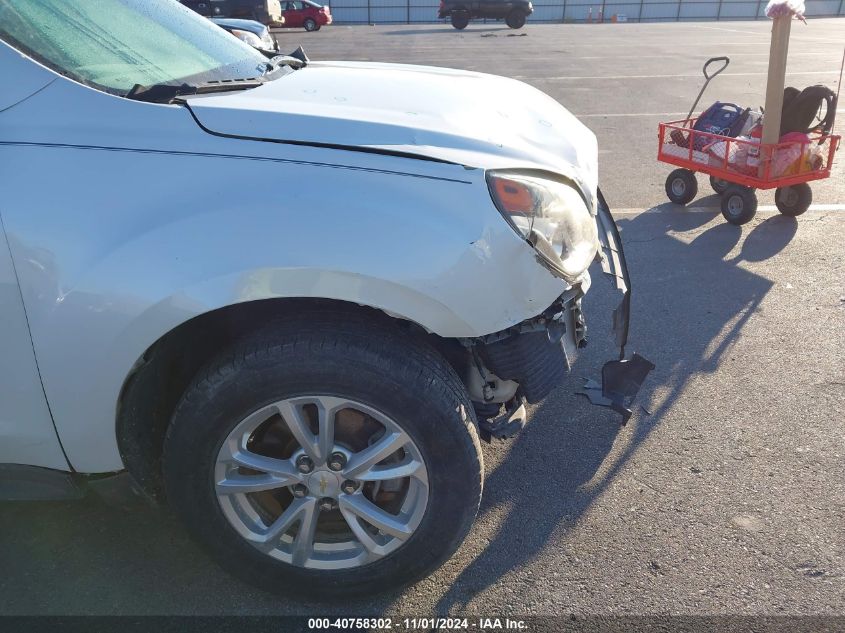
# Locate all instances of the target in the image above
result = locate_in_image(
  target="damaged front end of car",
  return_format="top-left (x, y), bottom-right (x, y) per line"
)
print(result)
top-left (463, 187), bottom-right (654, 441)
top-left (582, 189), bottom-right (655, 422)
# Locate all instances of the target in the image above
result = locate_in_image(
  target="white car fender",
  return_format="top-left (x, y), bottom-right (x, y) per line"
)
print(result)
top-left (0, 51), bottom-right (568, 472)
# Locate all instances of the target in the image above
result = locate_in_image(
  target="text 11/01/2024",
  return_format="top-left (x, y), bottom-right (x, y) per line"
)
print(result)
top-left (307, 617), bottom-right (529, 630)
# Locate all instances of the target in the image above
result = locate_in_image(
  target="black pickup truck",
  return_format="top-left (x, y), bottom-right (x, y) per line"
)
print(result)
top-left (438, 0), bottom-right (533, 29)
top-left (180, 0), bottom-right (283, 25)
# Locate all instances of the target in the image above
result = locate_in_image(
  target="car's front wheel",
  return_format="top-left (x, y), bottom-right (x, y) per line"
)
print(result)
top-left (163, 309), bottom-right (483, 597)
top-left (505, 9), bottom-right (526, 28)
top-left (451, 11), bottom-right (469, 28)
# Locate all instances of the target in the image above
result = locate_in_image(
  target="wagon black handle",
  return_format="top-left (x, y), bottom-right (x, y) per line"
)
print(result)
top-left (684, 57), bottom-right (732, 124)
top-left (703, 56), bottom-right (730, 80)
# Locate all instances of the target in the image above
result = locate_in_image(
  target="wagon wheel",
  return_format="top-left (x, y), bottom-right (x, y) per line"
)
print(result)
top-left (709, 176), bottom-right (730, 194)
top-left (775, 184), bottom-right (812, 217)
top-left (665, 168), bottom-right (698, 205)
top-left (720, 185), bottom-right (757, 225)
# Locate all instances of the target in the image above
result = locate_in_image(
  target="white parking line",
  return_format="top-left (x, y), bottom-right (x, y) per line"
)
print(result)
top-left (496, 40), bottom-right (824, 49)
top-left (576, 109), bottom-right (845, 118)
top-left (613, 204), bottom-right (845, 215)
top-left (521, 70), bottom-right (838, 80)
top-left (692, 25), bottom-right (772, 35)
top-left (570, 51), bottom-right (835, 60)
top-left (578, 111), bottom-right (688, 118)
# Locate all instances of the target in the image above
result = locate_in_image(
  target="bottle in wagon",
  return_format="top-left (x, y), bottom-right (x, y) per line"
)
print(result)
top-left (746, 122), bottom-right (763, 169)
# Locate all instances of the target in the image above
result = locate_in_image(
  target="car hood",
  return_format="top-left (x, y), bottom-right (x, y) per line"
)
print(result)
top-left (210, 17), bottom-right (268, 35)
top-left (185, 61), bottom-right (598, 203)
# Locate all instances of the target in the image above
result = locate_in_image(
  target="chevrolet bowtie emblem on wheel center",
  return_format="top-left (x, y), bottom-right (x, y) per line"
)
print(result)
top-left (306, 471), bottom-right (341, 498)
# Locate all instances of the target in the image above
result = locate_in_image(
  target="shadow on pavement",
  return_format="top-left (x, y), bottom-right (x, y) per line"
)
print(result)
top-left (433, 203), bottom-right (796, 613)
top-left (0, 206), bottom-right (798, 615)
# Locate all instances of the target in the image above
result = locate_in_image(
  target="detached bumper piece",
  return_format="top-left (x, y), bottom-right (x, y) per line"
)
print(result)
top-left (582, 354), bottom-right (655, 423)
top-left (583, 189), bottom-right (655, 423)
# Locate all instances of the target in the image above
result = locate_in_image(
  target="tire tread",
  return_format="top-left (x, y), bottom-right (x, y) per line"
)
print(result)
top-left (163, 307), bottom-right (482, 598)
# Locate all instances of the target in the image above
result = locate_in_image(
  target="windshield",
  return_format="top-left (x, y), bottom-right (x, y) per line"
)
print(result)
top-left (0, 0), bottom-right (270, 95)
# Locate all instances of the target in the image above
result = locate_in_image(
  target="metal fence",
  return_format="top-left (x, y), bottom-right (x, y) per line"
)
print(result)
top-left (328, 0), bottom-right (845, 23)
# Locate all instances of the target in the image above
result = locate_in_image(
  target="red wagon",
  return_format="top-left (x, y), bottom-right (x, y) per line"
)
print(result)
top-left (658, 119), bottom-right (840, 225)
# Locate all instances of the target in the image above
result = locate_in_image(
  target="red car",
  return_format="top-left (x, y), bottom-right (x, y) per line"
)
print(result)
top-left (280, 0), bottom-right (332, 30)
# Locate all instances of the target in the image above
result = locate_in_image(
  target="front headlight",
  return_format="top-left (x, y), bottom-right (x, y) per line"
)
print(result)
top-left (261, 31), bottom-right (276, 50)
top-left (231, 29), bottom-right (264, 49)
top-left (487, 171), bottom-right (598, 283)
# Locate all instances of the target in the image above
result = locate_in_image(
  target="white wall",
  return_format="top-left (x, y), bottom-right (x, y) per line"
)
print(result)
top-left (329, 0), bottom-right (843, 22)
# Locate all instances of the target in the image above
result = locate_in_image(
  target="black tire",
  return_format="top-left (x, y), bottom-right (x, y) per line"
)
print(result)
top-left (709, 175), bottom-right (730, 195)
top-left (163, 308), bottom-right (483, 598)
top-left (303, 18), bottom-right (318, 31)
top-left (665, 168), bottom-right (698, 205)
top-left (505, 9), bottom-right (526, 28)
top-left (720, 185), bottom-right (758, 225)
top-left (451, 11), bottom-right (469, 29)
top-left (775, 183), bottom-right (812, 217)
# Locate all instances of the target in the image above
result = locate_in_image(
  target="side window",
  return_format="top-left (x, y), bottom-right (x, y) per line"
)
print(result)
top-left (285, 1), bottom-right (302, 10)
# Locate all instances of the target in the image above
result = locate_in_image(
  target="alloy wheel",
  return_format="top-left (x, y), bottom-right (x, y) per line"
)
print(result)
top-left (214, 396), bottom-right (429, 570)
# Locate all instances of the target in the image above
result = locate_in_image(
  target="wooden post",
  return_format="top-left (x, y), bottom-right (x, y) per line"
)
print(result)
top-left (759, 14), bottom-right (791, 177)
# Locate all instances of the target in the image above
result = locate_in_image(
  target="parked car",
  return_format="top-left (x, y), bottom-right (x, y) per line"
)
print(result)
top-left (280, 0), bottom-right (332, 31)
top-left (212, 17), bottom-right (280, 51)
top-left (180, 0), bottom-right (283, 25)
top-left (0, 0), bottom-right (651, 597)
top-left (439, 0), bottom-right (533, 29)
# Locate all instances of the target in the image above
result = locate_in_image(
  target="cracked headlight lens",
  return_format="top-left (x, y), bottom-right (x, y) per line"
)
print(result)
top-left (487, 171), bottom-right (598, 283)
top-left (230, 29), bottom-right (264, 49)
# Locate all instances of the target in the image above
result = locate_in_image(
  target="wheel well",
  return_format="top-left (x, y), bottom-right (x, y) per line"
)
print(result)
top-left (115, 297), bottom-right (468, 501)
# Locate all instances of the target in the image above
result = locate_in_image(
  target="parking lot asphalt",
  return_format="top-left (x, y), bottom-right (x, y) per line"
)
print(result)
top-left (1, 20), bottom-right (844, 617)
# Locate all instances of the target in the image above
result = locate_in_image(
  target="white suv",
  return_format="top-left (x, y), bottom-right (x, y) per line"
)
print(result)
top-left (0, 0), bottom-right (651, 597)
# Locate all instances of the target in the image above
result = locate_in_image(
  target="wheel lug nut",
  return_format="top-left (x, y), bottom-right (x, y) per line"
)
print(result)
top-left (292, 483), bottom-right (308, 498)
top-left (341, 480), bottom-right (358, 495)
top-left (296, 455), bottom-right (314, 474)
top-left (318, 497), bottom-right (336, 512)
top-left (328, 452), bottom-right (346, 472)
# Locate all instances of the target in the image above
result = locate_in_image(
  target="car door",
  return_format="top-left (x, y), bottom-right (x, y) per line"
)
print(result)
top-left (282, 1), bottom-right (304, 27)
top-left (482, 0), bottom-right (510, 17)
top-left (0, 218), bottom-right (69, 471)
top-left (0, 44), bottom-right (69, 472)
